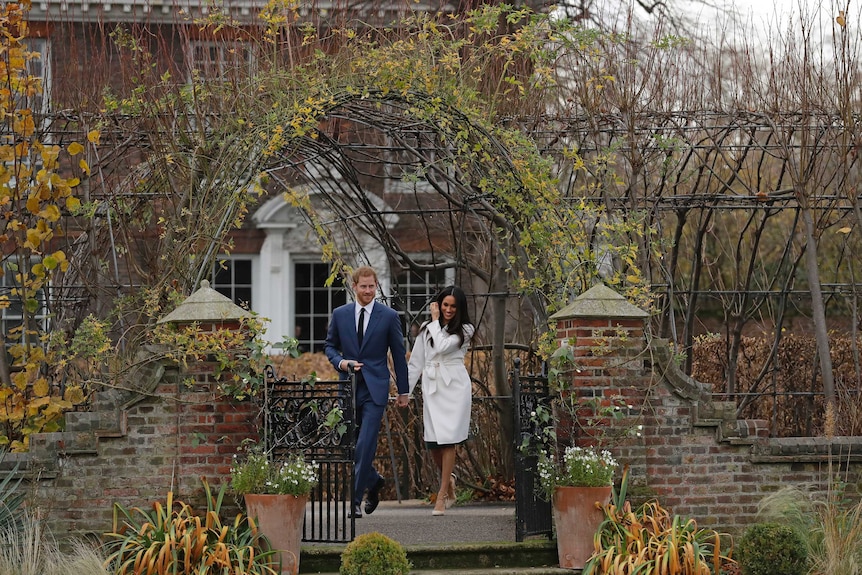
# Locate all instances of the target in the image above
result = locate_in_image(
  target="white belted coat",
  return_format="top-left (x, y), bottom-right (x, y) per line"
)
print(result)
top-left (407, 321), bottom-right (474, 445)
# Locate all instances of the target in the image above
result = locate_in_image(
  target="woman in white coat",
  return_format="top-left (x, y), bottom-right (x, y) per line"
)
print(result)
top-left (408, 285), bottom-right (475, 516)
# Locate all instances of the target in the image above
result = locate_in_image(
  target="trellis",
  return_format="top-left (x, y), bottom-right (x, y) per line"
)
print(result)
top-left (37, 106), bottom-right (862, 441)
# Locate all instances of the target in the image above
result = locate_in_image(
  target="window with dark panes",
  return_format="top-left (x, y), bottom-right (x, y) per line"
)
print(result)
top-left (188, 41), bottom-right (254, 80)
top-left (294, 262), bottom-right (347, 353)
top-left (212, 258), bottom-right (253, 309)
top-left (392, 267), bottom-right (449, 345)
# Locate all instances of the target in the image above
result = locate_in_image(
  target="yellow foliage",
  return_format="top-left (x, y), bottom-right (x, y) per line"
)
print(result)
top-left (39, 203), bottom-right (61, 221)
top-left (43, 250), bottom-right (67, 270)
top-left (66, 196), bottom-right (81, 212)
top-left (25, 227), bottom-right (43, 249)
top-left (39, 144), bottom-right (60, 169)
top-left (0, 0), bottom-right (91, 451)
top-left (32, 377), bottom-right (49, 396)
top-left (25, 195), bottom-right (39, 214)
top-left (13, 110), bottom-right (35, 137)
top-left (65, 385), bottom-right (86, 404)
top-left (12, 371), bottom-right (29, 390)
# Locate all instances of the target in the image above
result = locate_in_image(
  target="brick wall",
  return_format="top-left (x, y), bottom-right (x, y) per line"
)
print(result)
top-left (5, 284), bottom-right (862, 541)
top-left (552, 284), bottom-right (862, 536)
top-left (14, 350), bottom-right (260, 539)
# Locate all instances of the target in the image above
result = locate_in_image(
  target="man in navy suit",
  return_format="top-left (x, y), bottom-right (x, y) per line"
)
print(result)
top-left (325, 266), bottom-right (409, 518)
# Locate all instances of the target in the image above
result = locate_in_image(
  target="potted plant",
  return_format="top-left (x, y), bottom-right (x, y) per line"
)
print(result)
top-left (231, 446), bottom-right (318, 575)
top-left (527, 343), bottom-right (637, 570)
top-left (537, 445), bottom-right (618, 570)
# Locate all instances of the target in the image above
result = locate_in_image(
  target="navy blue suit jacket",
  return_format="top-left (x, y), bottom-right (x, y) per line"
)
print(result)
top-left (325, 302), bottom-right (409, 406)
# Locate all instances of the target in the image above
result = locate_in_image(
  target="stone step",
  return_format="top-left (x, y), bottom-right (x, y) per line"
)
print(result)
top-left (299, 540), bottom-right (563, 574)
top-left (306, 568), bottom-right (573, 575)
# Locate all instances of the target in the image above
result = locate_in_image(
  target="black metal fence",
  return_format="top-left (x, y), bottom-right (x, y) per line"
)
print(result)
top-left (263, 358), bottom-right (558, 543)
top-left (263, 365), bottom-right (356, 543)
top-left (511, 358), bottom-right (554, 542)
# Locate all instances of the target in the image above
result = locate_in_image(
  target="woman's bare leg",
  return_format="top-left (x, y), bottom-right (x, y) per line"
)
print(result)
top-left (433, 446), bottom-right (456, 514)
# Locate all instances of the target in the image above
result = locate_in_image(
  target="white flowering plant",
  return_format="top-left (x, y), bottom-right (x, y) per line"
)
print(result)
top-left (537, 445), bottom-right (617, 498)
top-left (230, 450), bottom-right (317, 496)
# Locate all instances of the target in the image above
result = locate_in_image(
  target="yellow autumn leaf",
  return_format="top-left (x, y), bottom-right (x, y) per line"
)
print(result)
top-left (79, 158), bottom-right (90, 175)
top-left (25, 195), bottom-right (39, 213)
top-left (27, 396), bottom-right (52, 415)
top-left (14, 112), bottom-right (35, 137)
top-left (12, 371), bottom-right (28, 390)
top-left (26, 228), bottom-right (42, 248)
top-left (40, 204), bottom-right (61, 222)
top-left (838, 227), bottom-right (852, 234)
top-left (50, 249), bottom-right (66, 262)
top-left (66, 196), bottom-right (81, 212)
top-left (42, 400), bottom-right (73, 418)
top-left (65, 385), bottom-right (86, 404)
top-left (67, 142), bottom-right (84, 156)
top-left (42, 255), bottom-right (57, 270)
top-left (32, 378), bottom-right (49, 397)
top-left (87, 129), bottom-right (100, 144)
top-left (40, 144), bottom-right (60, 170)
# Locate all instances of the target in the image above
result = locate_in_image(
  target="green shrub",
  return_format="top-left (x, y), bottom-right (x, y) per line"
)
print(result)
top-left (755, 484), bottom-right (862, 575)
top-left (738, 522), bottom-right (807, 575)
top-left (339, 532), bottom-right (411, 575)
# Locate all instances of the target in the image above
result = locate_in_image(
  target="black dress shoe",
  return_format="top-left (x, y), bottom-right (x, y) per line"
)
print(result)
top-left (348, 505), bottom-right (362, 518)
top-left (364, 476), bottom-right (385, 515)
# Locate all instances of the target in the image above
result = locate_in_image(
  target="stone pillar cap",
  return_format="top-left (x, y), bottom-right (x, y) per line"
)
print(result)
top-left (549, 283), bottom-right (648, 320)
top-left (157, 279), bottom-right (253, 324)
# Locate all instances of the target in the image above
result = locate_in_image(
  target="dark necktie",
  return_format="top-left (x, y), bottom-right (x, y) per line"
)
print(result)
top-left (357, 308), bottom-right (365, 347)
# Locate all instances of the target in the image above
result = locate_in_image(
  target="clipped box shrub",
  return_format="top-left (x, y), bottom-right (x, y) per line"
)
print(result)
top-left (339, 532), bottom-right (411, 575)
top-left (738, 522), bottom-right (807, 575)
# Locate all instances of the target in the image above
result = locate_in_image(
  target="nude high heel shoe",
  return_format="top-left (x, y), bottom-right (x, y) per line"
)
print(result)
top-left (432, 490), bottom-right (447, 516)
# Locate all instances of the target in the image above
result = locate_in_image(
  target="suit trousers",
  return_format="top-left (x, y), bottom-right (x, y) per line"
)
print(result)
top-left (353, 376), bottom-right (385, 507)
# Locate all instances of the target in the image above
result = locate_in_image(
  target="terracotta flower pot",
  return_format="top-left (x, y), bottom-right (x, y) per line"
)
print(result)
top-left (552, 485), bottom-right (612, 570)
top-left (244, 493), bottom-right (308, 575)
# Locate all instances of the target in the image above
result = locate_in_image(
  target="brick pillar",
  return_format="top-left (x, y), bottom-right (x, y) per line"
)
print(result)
top-left (157, 280), bottom-right (261, 501)
top-left (548, 284), bottom-right (649, 459)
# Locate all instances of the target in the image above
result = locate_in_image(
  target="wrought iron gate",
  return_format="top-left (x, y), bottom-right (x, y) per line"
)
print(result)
top-left (263, 365), bottom-right (356, 543)
top-left (511, 358), bottom-right (554, 541)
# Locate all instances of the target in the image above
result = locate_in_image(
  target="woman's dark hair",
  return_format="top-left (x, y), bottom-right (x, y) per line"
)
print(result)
top-left (424, 285), bottom-right (472, 346)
